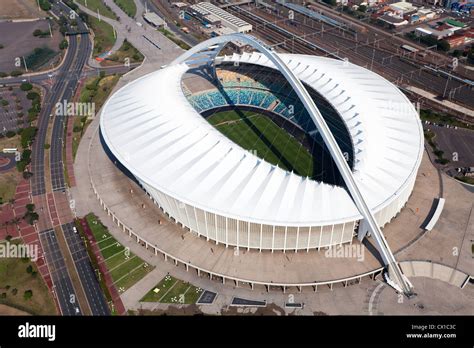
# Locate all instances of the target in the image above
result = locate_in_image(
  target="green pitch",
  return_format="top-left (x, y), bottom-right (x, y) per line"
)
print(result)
top-left (207, 110), bottom-right (314, 178)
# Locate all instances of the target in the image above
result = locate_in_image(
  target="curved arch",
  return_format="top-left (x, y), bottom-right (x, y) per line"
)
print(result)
top-left (171, 33), bottom-right (412, 295)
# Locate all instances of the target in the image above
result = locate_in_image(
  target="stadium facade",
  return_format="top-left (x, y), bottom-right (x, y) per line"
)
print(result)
top-left (100, 34), bottom-right (424, 253)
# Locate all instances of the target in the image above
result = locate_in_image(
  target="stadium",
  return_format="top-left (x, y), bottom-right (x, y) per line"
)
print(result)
top-left (99, 34), bottom-right (424, 257)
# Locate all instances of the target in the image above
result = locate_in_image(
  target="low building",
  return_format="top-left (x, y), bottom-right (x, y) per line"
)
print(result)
top-left (190, 2), bottom-right (252, 33)
top-left (378, 13), bottom-right (409, 27)
top-left (415, 26), bottom-right (453, 39)
top-left (416, 8), bottom-right (437, 20)
top-left (171, 2), bottom-right (188, 9)
top-left (143, 12), bottom-right (166, 29)
top-left (445, 34), bottom-right (467, 47)
top-left (389, 1), bottom-right (417, 15)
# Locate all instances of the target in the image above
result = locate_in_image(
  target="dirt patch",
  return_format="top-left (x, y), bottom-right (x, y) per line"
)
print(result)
top-left (0, 303), bottom-right (30, 315)
top-left (133, 303), bottom-right (204, 316)
top-left (0, 0), bottom-right (45, 20)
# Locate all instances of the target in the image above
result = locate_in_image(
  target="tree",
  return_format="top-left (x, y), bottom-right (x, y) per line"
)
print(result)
top-left (437, 40), bottom-right (450, 52)
top-left (38, 0), bottom-right (51, 11)
top-left (23, 290), bottom-right (33, 300)
top-left (20, 82), bottom-right (33, 91)
top-left (59, 39), bottom-right (68, 50)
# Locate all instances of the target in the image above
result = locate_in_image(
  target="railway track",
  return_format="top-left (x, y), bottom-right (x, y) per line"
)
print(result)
top-left (229, 5), bottom-right (474, 110)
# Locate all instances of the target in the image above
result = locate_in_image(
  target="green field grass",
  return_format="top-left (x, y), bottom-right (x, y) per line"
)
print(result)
top-left (207, 110), bottom-right (314, 177)
top-left (86, 16), bottom-right (116, 56)
top-left (0, 240), bottom-right (57, 315)
top-left (85, 213), bottom-right (154, 293)
top-left (114, 0), bottom-right (137, 17)
top-left (140, 275), bottom-right (202, 304)
top-left (77, 0), bottom-right (117, 19)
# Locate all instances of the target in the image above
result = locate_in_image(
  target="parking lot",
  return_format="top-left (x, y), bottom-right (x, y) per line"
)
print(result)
top-left (0, 20), bottom-right (62, 73)
top-left (0, 86), bottom-right (31, 132)
top-left (426, 124), bottom-right (474, 168)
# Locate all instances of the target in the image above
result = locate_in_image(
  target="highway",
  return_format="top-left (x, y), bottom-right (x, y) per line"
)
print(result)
top-left (62, 222), bottom-right (110, 315)
top-left (25, 0), bottom-right (110, 315)
top-left (39, 228), bottom-right (82, 316)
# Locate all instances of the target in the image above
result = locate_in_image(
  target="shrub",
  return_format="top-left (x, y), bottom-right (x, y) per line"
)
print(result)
top-left (6, 130), bottom-right (16, 138)
top-left (23, 290), bottom-right (33, 300)
top-left (59, 39), bottom-right (68, 50)
top-left (26, 92), bottom-right (40, 100)
top-left (22, 171), bottom-right (33, 179)
top-left (20, 82), bottom-right (33, 91)
top-left (10, 70), bottom-right (23, 77)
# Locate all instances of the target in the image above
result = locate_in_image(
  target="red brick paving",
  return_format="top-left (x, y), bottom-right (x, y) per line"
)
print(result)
top-left (47, 193), bottom-right (61, 227)
top-left (1, 178), bottom-right (59, 313)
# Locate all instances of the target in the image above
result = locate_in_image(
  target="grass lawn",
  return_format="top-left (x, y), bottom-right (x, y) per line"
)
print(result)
top-left (420, 109), bottom-right (474, 131)
top-left (208, 110), bottom-right (314, 177)
top-left (85, 213), bottom-right (154, 293)
top-left (0, 135), bottom-right (21, 203)
top-left (77, 0), bottom-right (117, 20)
top-left (141, 275), bottom-right (203, 304)
top-left (0, 240), bottom-right (57, 315)
top-left (114, 0), bottom-right (136, 18)
top-left (87, 16), bottom-right (116, 57)
top-left (101, 39), bottom-right (144, 66)
top-left (73, 74), bottom-right (121, 158)
top-left (457, 176), bottom-right (474, 185)
top-left (0, 171), bottom-right (20, 204)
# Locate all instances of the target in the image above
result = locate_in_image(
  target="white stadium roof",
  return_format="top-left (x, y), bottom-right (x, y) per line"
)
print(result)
top-left (100, 52), bottom-right (423, 227)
